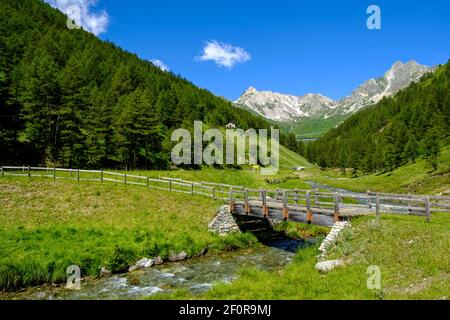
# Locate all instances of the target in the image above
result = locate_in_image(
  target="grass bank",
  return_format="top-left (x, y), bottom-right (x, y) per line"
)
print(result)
top-left (0, 177), bottom-right (259, 291)
top-left (153, 212), bottom-right (449, 300)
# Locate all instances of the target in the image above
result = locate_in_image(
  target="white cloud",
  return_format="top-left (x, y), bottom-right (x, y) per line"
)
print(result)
top-left (151, 60), bottom-right (170, 72)
top-left (197, 40), bottom-right (251, 68)
top-left (45, 0), bottom-right (109, 36)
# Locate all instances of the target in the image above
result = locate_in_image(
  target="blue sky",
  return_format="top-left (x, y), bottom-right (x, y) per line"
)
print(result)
top-left (47, 0), bottom-right (450, 101)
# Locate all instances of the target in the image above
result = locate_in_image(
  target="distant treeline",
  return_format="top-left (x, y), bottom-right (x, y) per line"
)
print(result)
top-left (0, 0), bottom-right (303, 170)
top-left (306, 61), bottom-right (450, 174)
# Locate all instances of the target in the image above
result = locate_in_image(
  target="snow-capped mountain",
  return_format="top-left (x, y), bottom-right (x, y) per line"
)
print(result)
top-left (235, 61), bottom-right (434, 122)
top-left (235, 87), bottom-right (335, 121)
top-left (325, 60), bottom-right (434, 117)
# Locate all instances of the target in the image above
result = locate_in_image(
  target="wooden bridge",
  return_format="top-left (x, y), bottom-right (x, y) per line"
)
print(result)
top-left (1, 166), bottom-right (450, 227)
top-left (226, 188), bottom-right (440, 227)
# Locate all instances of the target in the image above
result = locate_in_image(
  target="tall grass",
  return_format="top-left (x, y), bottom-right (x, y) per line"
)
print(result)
top-left (0, 178), bottom-right (258, 291)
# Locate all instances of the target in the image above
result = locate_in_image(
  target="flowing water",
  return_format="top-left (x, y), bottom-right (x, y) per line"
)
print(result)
top-left (10, 239), bottom-right (314, 300)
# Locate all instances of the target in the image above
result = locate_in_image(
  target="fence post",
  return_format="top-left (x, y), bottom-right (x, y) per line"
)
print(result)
top-left (314, 189), bottom-right (319, 207)
top-left (191, 183), bottom-right (194, 195)
top-left (282, 190), bottom-right (289, 220)
top-left (146, 176), bottom-right (150, 188)
top-left (169, 180), bottom-right (172, 192)
top-left (229, 187), bottom-right (235, 213)
top-left (244, 188), bottom-right (250, 214)
top-left (366, 190), bottom-right (372, 208)
top-left (376, 194), bottom-right (381, 222)
top-left (1, 166), bottom-right (3, 177)
top-left (306, 191), bottom-right (312, 224)
top-left (212, 187), bottom-right (216, 200)
top-left (100, 170), bottom-right (104, 182)
top-left (424, 197), bottom-right (431, 223)
top-left (28, 166), bottom-right (31, 178)
top-left (53, 167), bottom-right (56, 180)
top-left (77, 169), bottom-right (80, 181)
top-left (334, 192), bottom-right (340, 222)
top-left (407, 193), bottom-right (412, 213)
top-left (294, 189), bottom-right (299, 205)
top-left (124, 174), bottom-right (127, 185)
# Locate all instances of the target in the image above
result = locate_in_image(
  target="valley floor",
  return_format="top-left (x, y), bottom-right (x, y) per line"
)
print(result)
top-left (0, 146), bottom-right (448, 298)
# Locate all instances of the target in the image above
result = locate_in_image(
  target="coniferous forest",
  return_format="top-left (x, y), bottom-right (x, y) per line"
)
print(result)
top-left (306, 61), bottom-right (450, 174)
top-left (0, 0), bottom-right (297, 170)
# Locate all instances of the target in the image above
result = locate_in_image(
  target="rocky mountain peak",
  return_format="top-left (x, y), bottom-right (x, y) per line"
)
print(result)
top-left (236, 60), bottom-right (434, 122)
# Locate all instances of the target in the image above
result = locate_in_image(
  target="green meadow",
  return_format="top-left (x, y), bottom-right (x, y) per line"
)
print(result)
top-left (0, 144), bottom-right (448, 298)
top-left (0, 178), bottom-right (258, 291)
top-left (153, 212), bottom-right (450, 300)
top-left (308, 145), bottom-right (450, 195)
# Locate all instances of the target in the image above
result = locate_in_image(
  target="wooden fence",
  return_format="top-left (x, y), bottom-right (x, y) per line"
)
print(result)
top-left (1, 166), bottom-right (450, 223)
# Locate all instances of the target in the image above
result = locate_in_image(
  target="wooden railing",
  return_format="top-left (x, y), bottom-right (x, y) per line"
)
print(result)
top-left (226, 188), bottom-right (450, 224)
top-left (1, 166), bottom-right (449, 223)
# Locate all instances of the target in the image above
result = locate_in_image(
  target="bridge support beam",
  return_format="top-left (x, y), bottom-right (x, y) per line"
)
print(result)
top-left (229, 187), bottom-right (235, 213)
top-left (282, 190), bottom-right (289, 220)
top-left (244, 189), bottom-right (250, 214)
top-left (263, 206), bottom-right (269, 217)
top-left (261, 189), bottom-right (269, 217)
top-left (306, 211), bottom-right (313, 224)
top-left (306, 191), bottom-right (313, 224)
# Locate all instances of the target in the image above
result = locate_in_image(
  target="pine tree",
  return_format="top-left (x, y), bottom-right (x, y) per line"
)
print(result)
top-left (421, 128), bottom-right (441, 171)
top-left (403, 135), bottom-right (419, 163)
top-left (19, 52), bottom-right (62, 164)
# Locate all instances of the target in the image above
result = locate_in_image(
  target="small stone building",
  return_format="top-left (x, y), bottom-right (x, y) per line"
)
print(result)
top-left (225, 122), bottom-right (236, 129)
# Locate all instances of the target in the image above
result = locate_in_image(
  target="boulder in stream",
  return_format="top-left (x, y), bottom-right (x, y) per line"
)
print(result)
top-left (154, 256), bottom-right (163, 265)
top-left (99, 267), bottom-right (111, 277)
top-left (169, 251), bottom-right (188, 262)
top-left (129, 258), bottom-right (155, 272)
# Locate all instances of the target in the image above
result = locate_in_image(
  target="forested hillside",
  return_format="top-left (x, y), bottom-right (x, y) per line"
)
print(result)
top-left (307, 61), bottom-right (450, 174)
top-left (0, 0), bottom-right (281, 170)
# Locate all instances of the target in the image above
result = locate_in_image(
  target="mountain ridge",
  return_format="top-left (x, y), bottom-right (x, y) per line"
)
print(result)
top-left (235, 60), bottom-right (435, 123)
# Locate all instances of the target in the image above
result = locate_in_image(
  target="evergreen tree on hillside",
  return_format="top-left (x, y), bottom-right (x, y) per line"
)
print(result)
top-left (307, 61), bottom-right (450, 174)
top-left (1, 0), bottom-right (302, 169)
top-left (421, 128), bottom-right (441, 171)
top-left (403, 135), bottom-right (419, 163)
top-left (19, 52), bottom-right (62, 163)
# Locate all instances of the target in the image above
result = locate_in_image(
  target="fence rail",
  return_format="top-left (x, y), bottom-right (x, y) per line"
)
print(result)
top-left (1, 165), bottom-right (449, 223)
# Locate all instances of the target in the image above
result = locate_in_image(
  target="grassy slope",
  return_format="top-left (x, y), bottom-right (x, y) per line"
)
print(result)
top-left (156, 213), bottom-right (449, 300)
top-left (125, 145), bottom-right (314, 190)
top-left (0, 178), bottom-right (258, 291)
top-left (275, 115), bottom-right (347, 138)
top-left (308, 145), bottom-right (450, 195)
